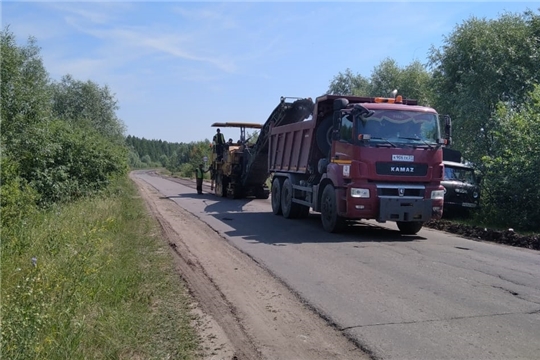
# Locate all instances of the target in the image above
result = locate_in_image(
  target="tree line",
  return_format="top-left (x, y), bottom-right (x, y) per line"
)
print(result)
top-left (126, 135), bottom-right (212, 177)
top-left (126, 130), bottom-right (259, 177)
top-left (327, 9), bottom-right (539, 231)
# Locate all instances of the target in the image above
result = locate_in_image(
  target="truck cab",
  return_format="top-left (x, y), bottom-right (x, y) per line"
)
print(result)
top-left (442, 161), bottom-right (481, 216)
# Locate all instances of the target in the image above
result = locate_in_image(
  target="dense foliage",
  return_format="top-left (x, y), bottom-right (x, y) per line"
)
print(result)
top-left (327, 9), bottom-right (539, 231)
top-left (480, 85), bottom-right (540, 231)
top-left (428, 10), bottom-right (540, 163)
top-left (51, 75), bottom-right (126, 142)
top-left (327, 59), bottom-right (432, 105)
top-left (1, 29), bottom-right (128, 227)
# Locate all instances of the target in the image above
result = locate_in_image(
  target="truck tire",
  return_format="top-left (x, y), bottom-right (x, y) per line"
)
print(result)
top-left (396, 221), bottom-right (423, 235)
top-left (271, 177), bottom-right (282, 215)
top-left (281, 178), bottom-right (300, 219)
top-left (316, 115), bottom-right (333, 155)
top-left (321, 184), bottom-right (345, 233)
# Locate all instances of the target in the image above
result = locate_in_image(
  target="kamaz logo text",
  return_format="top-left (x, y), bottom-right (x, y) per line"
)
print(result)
top-left (391, 166), bottom-right (415, 172)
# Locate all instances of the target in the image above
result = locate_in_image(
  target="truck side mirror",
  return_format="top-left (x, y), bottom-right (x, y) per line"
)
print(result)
top-left (333, 98), bottom-right (349, 111)
top-left (444, 115), bottom-right (452, 146)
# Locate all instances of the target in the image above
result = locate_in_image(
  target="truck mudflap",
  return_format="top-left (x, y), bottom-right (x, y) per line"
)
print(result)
top-left (378, 198), bottom-right (433, 222)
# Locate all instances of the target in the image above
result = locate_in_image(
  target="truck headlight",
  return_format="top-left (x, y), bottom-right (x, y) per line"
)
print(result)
top-left (431, 190), bottom-right (445, 200)
top-left (351, 188), bottom-right (370, 198)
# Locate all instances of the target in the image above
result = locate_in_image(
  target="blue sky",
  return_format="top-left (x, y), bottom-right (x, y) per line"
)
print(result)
top-left (3, 1), bottom-right (537, 144)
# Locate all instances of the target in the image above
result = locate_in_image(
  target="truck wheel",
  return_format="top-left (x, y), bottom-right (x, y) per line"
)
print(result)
top-left (321, 184), bottom-right (344, 233)
top-left (396, 221), bottom-right (423, 235)
top-left (271, 178), bottom-right (282, 215)
top-left (281, 178), bottom-right (300, 219)
top-left (316, 115), bottom-right (333, 155)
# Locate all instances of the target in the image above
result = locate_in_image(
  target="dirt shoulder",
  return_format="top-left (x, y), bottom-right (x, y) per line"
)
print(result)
top-left (130, 173), bottom-right (370, 360)
top-left (425, 219), bottom-right (539, 250)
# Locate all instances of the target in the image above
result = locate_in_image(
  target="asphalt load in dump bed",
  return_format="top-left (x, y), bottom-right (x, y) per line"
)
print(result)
top-left (424, 219), bottom-right (539, 250)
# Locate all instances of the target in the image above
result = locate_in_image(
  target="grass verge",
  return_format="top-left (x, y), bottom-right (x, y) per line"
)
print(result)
top-left (1, 176), bottom-right (199, 359)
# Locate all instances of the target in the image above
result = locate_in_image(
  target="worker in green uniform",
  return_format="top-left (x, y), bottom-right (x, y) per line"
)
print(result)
top-left (195, 163), bottom-right (205, 194)
top-left (213, 128), bottom-right (226, 160)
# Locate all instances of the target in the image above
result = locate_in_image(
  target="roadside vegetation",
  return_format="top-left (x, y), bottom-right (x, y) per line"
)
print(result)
top-left (1, 178), bottom-right (198, 359)
top-left (1, 28), bottom-right (199, 359)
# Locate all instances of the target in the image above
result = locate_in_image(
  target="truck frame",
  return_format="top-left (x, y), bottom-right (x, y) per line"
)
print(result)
top-left (268, 94), bottom-right (451, 235)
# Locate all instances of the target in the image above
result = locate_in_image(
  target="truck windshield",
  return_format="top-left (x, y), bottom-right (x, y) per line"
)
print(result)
top-left (356, 110), bottom-right (440, 147)
top-left (444, 166), bottom-right (477, 185)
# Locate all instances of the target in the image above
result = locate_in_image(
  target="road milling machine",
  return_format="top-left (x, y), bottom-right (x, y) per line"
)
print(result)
top-left (209, 122), bottom-right (269, 199)
top-left (208, 97), bottom-right (315, 199)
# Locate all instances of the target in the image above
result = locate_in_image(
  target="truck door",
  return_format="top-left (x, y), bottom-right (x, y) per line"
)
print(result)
top-left (333, 113), bottom-right (354, 160)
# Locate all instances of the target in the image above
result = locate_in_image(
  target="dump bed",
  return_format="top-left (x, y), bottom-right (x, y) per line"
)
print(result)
top-left (268, 119), bottom-right (316, 174)
top-left (241, 97), bottom-right (314, 186)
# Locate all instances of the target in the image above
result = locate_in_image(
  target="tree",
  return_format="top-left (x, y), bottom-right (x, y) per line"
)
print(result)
top-left (428, 10), bottom-right (540, 163)
top-left (51, 75), bottom-right (126, 141)
top-left (327, 68), bottom-right (370, 95)
top-left (247, 130), bottom-right (259, 145)
top-left (328, 60), bottom-right (433, 104)
top-left (480, 85), bottom-right (540, 231)
top-left (369, 58), bottom-right (402, 97)
top-left (370, 58), bottom-right (433, 104)
top-left (141, 154), bottom-right (152, 164)
top-left (159, 154), bottom-right (169, 167)
top-left (394, 60), bottom-right (433, 105)
top-left (1, 29), bottom-right (51, 150)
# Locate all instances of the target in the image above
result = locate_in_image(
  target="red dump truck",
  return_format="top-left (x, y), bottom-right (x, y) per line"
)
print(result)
top-left (268, 94), bottom-right (452, 235)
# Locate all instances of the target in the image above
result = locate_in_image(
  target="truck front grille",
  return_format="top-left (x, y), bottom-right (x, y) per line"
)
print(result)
top-left (376, 184), bottom-right (425, 198)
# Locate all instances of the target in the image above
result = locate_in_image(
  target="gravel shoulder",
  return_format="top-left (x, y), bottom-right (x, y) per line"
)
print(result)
top-left (130, 173), bottom-right (370, 360)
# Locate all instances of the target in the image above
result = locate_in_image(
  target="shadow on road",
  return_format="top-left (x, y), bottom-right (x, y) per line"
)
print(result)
top-left (218, 213), bottom-right (425, 245)
top-left (171, 193), bottom-right (427, 245)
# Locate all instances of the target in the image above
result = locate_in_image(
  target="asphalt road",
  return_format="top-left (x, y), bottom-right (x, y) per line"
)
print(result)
top-left (135, 172), bottom-right (540, 360)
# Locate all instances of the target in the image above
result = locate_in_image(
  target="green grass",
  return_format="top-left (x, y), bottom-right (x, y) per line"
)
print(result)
top-left (1, 176), bottom-right (199, 359)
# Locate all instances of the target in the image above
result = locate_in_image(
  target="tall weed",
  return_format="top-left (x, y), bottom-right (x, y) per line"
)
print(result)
top-left (1, 176), bottom-right (198, 359)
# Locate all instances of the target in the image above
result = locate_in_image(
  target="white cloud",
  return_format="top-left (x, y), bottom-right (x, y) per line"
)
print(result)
top-left (172, 5), bottom-right (239, 30)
